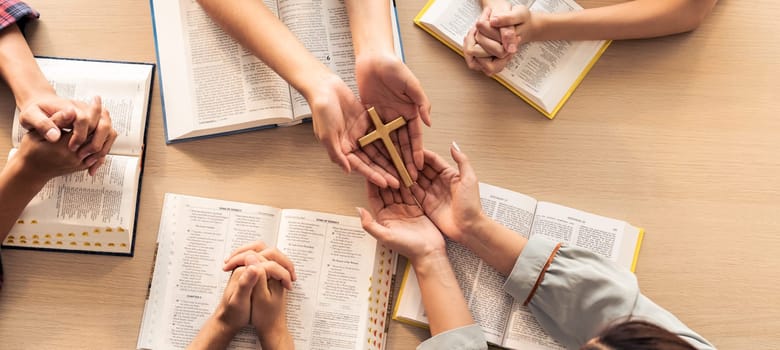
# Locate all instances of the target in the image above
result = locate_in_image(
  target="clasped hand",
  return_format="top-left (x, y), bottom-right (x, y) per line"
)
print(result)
top-left (208, 241), bottom-right (296, 345)
top-left (15, 95), bottom-right (117, 180)
top-left (464, 2), bottom-right (534, 76)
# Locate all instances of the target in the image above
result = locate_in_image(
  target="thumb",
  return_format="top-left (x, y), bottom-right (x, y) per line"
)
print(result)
top-left (450, 141), bottom-right (476, 180)
top-left (490, 5), bottom-right (530, 28)
top-left (22, 108), bottom-right (61, 143)
top-left (235, 265), bottom-right (260, 303)
top-left (357, 207), bottom-right (391, 243)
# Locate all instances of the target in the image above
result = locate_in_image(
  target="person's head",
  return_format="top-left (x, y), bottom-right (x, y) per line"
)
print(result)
top-left (581, 320), bottom-right (695, 350)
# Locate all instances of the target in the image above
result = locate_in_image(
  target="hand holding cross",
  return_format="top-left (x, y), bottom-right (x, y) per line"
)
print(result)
top-left (358, 107), bottom-right (413, 187)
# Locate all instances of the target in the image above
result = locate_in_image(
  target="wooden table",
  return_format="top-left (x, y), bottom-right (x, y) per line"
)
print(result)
top-left (1, 0), bottom-right (778, 348)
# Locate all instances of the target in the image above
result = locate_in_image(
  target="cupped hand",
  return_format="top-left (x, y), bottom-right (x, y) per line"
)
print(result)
top-left (308, 73), bottom-right (401, 188)
top-left (410, 143), bottom-right (484, 244)
top-left (355, 52), bottom-right (431, 174)
top-left (358, 180), bottom-right (445, 265)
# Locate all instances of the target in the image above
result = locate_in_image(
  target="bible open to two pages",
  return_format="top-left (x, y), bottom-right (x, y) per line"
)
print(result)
top-left (137, 193), bottom-right (396, 350)
top-left (393, 183), bottom-right (643, 349)
top-left (2, 57), bottom-right (154, 256)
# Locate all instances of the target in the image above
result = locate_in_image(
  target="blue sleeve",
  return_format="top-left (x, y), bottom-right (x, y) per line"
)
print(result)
top-left (503, 235), bottom-right (715, 349)
top-left (417, 324), bottom-right (488, 350)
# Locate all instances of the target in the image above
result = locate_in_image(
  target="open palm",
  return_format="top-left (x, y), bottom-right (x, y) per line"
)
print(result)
top-left (356, 53), bottom-right (431, 173)
top-left (411, 148), bottom-right (483, 244)
top-left (360, 181), bottom-right (445, 263)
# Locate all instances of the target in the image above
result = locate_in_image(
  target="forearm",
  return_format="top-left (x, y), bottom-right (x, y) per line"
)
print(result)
top-left (197, 0), bottom-right (334, 99)
top-left (187, 317), bottom-right (237, 350)
top-left (0, 25), bottom-right (55, 109)
top-left (0, 157), bottom-right (48, 241)
top-left (344, 0), bottom-right (393, 55)
top-left (461, 216), bottom-right (526, 276)
top-left (413, 252), bottom-right (474, 336)
top-left (533, 0), bottom-right (716, 41)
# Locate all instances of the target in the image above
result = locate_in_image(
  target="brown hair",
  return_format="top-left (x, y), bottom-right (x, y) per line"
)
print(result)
top-left (580, 320), bottom-right (696, 350)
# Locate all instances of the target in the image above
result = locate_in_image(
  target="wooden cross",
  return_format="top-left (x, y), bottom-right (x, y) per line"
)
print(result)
top-left (358, 107), bottom-right (413, 187)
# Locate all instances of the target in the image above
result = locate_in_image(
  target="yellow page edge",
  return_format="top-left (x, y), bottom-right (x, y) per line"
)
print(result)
top-left (630, 227), bottom-right (645, 273)
top-left (547, 40), bottom-right (612, 118)
top-left (415, 4), bottom-right (607, 119)
top-left (391, 261), bottom-right (431, 329)
top-left (413, 15), bottom-right (553, 118)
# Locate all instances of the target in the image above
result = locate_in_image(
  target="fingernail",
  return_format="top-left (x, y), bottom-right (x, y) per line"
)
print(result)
top-left (45, 128), bottom-right (60, 142)
top-left (452, 141), bottom-right (462, 152)
top-left (355, 207), bottom-right (363, 216)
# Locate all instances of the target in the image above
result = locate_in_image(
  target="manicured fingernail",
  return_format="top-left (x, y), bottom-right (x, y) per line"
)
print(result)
top-left (452, 141), bottom-right (462, 152)
top-left (45, 128), bottom-right (60, 142)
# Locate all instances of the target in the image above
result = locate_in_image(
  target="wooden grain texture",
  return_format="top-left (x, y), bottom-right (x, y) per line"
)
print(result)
top-left (1, 0), bottom-right (778, 349)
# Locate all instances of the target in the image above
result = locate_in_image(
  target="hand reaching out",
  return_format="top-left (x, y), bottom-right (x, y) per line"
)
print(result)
top-left (358, 180), bottom-right (445, 265)
top-left (355, 52), bottom-right (432, 177)
top-left (410, 143), bottom-right (485, 244)
top-left (308, 74), bottom-right (404, 189)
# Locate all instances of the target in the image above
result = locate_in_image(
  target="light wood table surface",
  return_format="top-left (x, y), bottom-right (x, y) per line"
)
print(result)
top-left (1, 0), bottom-right (778, 349)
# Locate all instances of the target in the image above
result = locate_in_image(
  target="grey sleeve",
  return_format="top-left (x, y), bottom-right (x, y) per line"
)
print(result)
top-left (503, 235), bottom-right (715, 350)
top-left (416, 324), bottom-right (488, 350)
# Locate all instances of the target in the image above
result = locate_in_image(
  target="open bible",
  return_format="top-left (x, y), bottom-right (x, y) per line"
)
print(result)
top-left (415, 0), bottom-right (610, 118)
top-left (2, 57), bottom-right (154, 255)
top-left (393, 183), bottom-right (644, 349)
top-left (151, 0), bottom-right (403, 143)
top-left (137, 193), bottom-right (396, 350)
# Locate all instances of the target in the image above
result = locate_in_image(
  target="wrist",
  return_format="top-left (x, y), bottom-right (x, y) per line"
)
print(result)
top-left (4, 155), bottom-right (50, 189)
top-left (410, 249), bottom-right (449, 275)
top-left (298, 70), bottom-right (342, 104)
top-left (188, 316), bottom-right (240, 350)
top-left (481, 0), bottom-right (507, 8)
top-left (527, 11), bottom-right (551, 42)
top-left (258, 326), bottom-right (293, 350)
top-left (460, 214), bottom-right (497, 250)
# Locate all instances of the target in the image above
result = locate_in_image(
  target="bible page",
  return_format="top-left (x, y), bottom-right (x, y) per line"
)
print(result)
top-left (279, 0), bottom-right (359, 120)
top-left (12, 58), bottom-right (153, 156)
top-left (153, 0), bottom-right (294, 142)
top-left (393, 182), bottom-right (537, 345)
top-left (276, 209), bottom-right (378, 350)
top-left (4, 152), bottom-right (141, 253)
top-left (151, 194), bottom-right (282, 350)
top-left (417, 0), bottom-right (605, 115)
top-left (508, 0), bottom-right (607, 114)
top-left (531, 201), bottom-right (639, 268)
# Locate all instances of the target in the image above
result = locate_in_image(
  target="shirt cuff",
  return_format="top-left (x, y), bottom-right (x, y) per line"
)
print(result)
top-left (0, 1), bottom-right (40, 32)
top-left (503, 235), bottom-right (561, 304)
top-left (417, 324), bottom-right (488, 350)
